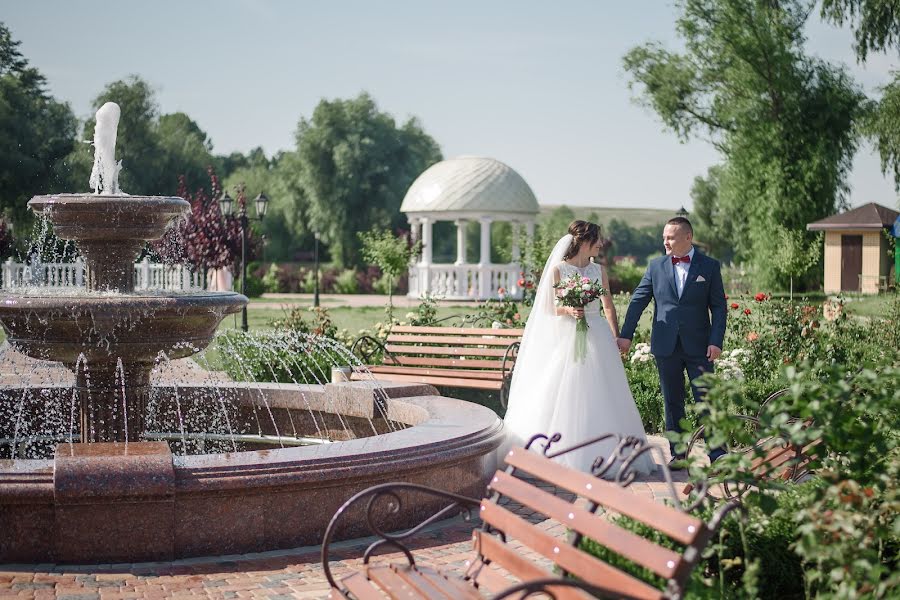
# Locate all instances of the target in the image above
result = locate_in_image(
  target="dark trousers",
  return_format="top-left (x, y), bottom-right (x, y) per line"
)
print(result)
top-left (654, 338), bottom-right (723, 460)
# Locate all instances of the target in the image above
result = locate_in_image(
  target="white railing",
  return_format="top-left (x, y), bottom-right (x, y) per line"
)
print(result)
top-left (408, 263), bottom-right (522, 300)
top-left (2, 257), bottom-right (206, 291)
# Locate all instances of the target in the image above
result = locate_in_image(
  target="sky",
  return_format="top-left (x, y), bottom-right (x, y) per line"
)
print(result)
top-left (4, 0), bottom-right (899, 211)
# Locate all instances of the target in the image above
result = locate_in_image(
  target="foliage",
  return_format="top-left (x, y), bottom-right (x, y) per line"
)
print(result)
top-left (608, 257), bottom-right (645, 294)
top-left (0, 218), bottom-right (15, 259)
top-left (261, 263), bottom-right (280, 294)
top-left (690, 165), bottom-right (738, 261)
top-left (405, 293), bottom-right (439, 326)
top-left (284, 92), bottom-right (441, 268)
top-left (770, 226), bottom-right (823, 299)
top-left (332, 268), bottom-right (360, 294)
top-left (61, 76), bottom-right (218, 197)
top-left (0, 22), bottom-right (77, 226)
top-left (821, 0), bottom-right (900, 62)
top-left (605, 218), bottom-right (664, 264)
top-left (676, 359), bottom-right (900, 598)
top-left (477, 288), bottom-right (526, 328)
top-left (151, 169), bottom-right (252, 271)
top-left (215, 328), bottom-right (353, 385)
top-left (623, 0), bottom-right (865, 288)
top-left (359, 228), bottom-right (421, 315)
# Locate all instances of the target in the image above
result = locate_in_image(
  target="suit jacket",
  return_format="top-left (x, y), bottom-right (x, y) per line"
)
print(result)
top-left (620, 248), bottom-right (727, 357)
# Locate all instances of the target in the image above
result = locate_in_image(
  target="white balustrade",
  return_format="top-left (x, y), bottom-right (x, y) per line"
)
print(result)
top-left (408, 263), bottom-right (521, 300)
top-left (2, 257), bottom-right (206, 291)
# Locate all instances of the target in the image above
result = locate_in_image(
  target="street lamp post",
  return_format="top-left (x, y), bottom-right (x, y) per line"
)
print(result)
top-left (313, 231), bottom-right (320, 308)
top-left (221, 189), bottom-right (269, 331)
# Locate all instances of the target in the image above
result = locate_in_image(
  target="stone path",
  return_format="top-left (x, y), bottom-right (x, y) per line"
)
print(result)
top-left (0, 437), bottom-right (703, 600)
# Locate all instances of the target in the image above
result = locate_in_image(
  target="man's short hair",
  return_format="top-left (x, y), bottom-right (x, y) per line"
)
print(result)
top-left (666, 216), bottom-right (693, 236)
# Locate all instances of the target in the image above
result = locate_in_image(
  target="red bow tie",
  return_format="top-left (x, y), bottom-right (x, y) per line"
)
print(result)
top-left (672, 255), bottom-right (691, 265)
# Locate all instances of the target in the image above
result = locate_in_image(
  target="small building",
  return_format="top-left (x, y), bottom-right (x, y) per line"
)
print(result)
top-left (807, 202), bottom-right (899, 294)
top-left (401, 156), bottom-right (540, 300)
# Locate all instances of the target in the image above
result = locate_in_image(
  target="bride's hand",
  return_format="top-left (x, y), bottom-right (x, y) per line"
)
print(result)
top-left (566, 307), bottom-right (585, 319)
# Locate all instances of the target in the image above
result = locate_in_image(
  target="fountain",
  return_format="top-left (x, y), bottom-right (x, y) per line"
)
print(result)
top-left (0, 103), bottom-right (502, 564)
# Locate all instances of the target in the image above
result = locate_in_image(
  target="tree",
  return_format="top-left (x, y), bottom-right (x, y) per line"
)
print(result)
top-left (284, 93), bottom-right (442, 268)
top-left (623, 0), bottom-right (864, 287)
top-left (689, 165), bottom-right (740, 261)
top-left (770, 225), bottom-right (822, 300)
top-left (0, 22), bottom-right (76, 225)
top-left (821, 1), bottom-right (900, 196)
top-left (152, 168), bottom-right (250, 273)
top-left (61, 76), bottom-right (217, 196)
top-left (359, 228), bottom-right (421, 319)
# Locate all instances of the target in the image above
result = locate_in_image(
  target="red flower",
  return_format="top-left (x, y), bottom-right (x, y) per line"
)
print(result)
top-left (730, 303), bottom-right (739, 309)
top-left (724, 294), bottom-right (729, 300)
top-left (744, 308), bottom-right (752, 315)
top-left (517, 278), bottom-right (525, 287)
top-left (498, 287), bottom-right (506, 295)
top-left (754, 292), bottom-right (767, 302)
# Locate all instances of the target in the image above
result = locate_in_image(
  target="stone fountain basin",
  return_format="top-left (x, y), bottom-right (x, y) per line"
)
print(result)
top-left (28, 194), bottom-right (189, 242)
top-left (0, 381), bottom-right (504, 563)
top-left (0, 291), bottom-right (246, 364)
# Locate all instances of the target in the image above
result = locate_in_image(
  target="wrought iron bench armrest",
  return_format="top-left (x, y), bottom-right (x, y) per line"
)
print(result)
top-left (321, 482), bottom-right (482, 590)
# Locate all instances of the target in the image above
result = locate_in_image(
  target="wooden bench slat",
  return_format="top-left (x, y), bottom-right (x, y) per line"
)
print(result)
top-left (387, 335), bottom-right (519, 347)
top-left (350, 371), bottom-right (504, 390)
top-left (479, 502), bottom-right (665, 600)
top-left (465, 557), bottom-right (515, 594)
top-left (390, 325), bottom-right (523, 336)
top-left (392, 565), bottom-right (454, 599)
top-left (338, 571), bottom-right (384, 600)
top-left (385, 345), bottom-right (509, 357)
top-left (367, 565), bottom-right (426, 600)
top-left (387, 356), bottom-right (507, 369)
top-left (414, 565), bottom-right (482, 600)
top-left (473, 531), bottom-right (593, 600)
top-left (490, 470), bottom-right (682, 579)
top-left (504, 448), bottom-right (703, 545)
top-left (361, 365), bottom-right (505, 381)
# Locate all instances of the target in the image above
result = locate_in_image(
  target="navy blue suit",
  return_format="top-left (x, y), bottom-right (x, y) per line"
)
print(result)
top-left (620, 248), bottom-right (727, 458)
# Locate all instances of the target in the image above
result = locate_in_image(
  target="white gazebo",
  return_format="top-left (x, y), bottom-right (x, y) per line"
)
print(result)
top-left (402, 156), bottom-right (539, 300)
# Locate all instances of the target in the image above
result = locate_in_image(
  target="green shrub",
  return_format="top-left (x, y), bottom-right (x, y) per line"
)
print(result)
top-left (215, 329), bottom-right (352, 384)
top-left (333, 268), bottom-right (360, 294)
top-left (261, 263), bottom-right (281, 293)
top-left (235, 273), bottom-right (266, 298)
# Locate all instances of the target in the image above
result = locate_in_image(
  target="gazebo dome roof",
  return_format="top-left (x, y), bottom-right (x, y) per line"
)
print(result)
top-left (401, 156), bottom-right (539, 215)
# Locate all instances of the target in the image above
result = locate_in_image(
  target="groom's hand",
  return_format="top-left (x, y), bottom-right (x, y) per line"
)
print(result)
top-left (706, 345), bottom-right (722, 361)
top-left (616, 338), bottom-right (632, 354)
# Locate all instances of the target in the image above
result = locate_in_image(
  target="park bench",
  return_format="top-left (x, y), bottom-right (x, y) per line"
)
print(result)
top-left (350, 325), bottom-right (524, 407)
top-left (322, 432), bottom-right (741, 599)
top-left (682, 389), bottom-right (821, 499)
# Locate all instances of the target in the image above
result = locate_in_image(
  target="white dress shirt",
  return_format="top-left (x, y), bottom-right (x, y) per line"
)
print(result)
top-left (673, 246), bottom-right (695, 298)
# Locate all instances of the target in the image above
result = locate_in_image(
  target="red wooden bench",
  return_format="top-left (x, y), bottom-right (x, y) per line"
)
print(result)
top-left (322, 432), bottom-right (740, 599)
top-left (350, 325), bottom-right (523, 407)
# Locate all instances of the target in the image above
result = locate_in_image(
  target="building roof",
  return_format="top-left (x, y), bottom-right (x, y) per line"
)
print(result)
top-left (807, 202), bottom-right (900, 231)
top-left (400, 156), bottom-right (539, 215)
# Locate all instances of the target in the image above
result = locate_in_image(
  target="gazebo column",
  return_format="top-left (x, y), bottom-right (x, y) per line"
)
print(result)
top-left (418, 217), bottom-right (433, 298)
top-left (478, 217), bottom-right (492, 299)
top-left (510, 222), bottom-right (520, 262)
top-left (454, 219), bottom-right (467, 298)
top-left (454, 220), bottom-right (467, 265)
top-left (525, 220), bottom-right (535, 247)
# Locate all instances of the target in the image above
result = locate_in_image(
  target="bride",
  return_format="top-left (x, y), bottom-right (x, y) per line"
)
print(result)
top-left (503, 220), bottom-right (656, 475)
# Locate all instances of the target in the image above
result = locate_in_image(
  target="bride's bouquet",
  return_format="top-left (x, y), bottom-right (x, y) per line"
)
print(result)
top-left (554, 273), bottom-right (606, 362)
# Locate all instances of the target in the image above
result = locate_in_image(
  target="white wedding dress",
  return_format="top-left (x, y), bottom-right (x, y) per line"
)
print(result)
top-left (503, 236), bottom-right (656, 476)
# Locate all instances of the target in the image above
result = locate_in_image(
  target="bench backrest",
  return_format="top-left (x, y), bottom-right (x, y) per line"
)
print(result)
top-left (471, 443), bottom-right (717, 600)
top-left (383, 326), bottom-right (524, 371)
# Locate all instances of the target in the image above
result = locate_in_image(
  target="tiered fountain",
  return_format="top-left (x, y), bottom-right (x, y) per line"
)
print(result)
top-left (0, 103), bottom-right (502, 564)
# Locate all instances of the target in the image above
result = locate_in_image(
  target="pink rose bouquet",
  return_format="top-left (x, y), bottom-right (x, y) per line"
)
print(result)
top-left (553, 273), bottom-right (606, 362)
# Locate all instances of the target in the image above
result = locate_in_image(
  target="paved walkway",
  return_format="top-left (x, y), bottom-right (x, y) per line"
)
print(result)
top-left (0, 437), bottom-right (703, 600)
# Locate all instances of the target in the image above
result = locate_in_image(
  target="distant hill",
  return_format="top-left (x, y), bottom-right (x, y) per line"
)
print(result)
top-left (539, 205), bottom-right (675, 229)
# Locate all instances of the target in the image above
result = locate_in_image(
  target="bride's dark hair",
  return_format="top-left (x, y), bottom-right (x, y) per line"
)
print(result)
top-left (563, 220), bottom-right (601, 260)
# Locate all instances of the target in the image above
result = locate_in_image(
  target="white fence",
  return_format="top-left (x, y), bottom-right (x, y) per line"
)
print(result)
top-left (407, 263), bottom-right (522, 300)
top-left (2, 257), bottom-right (206, 291)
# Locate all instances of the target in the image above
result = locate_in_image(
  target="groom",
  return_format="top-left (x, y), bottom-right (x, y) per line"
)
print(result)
top-left (617, 217), bottom-right (727, 468)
